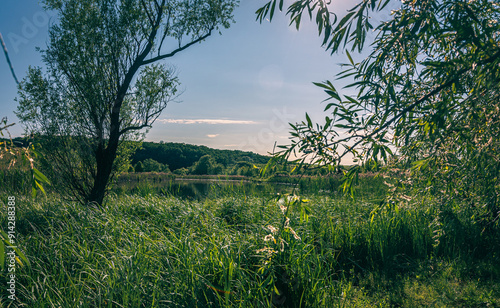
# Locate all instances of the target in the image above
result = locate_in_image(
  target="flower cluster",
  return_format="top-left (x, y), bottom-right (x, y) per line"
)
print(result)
top-left (257, 195), bottom-right (302, 257)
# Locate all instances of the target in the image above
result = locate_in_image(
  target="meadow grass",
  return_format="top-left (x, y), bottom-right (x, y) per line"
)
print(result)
top-left (0, 187), bottom-right (499, 307)
top-left (0, 169), bottom-right (32, 196)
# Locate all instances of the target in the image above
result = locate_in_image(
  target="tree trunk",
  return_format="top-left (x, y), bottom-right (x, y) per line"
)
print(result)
top-left (88, 146), bottom-right (110, 205)
top-left (88, 134), bottom-right (120, 206)
top-left (86, 14), bottom-right (158, 206)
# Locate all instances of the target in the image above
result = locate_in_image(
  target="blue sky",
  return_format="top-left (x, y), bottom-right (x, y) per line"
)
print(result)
top-left (0, 1), bottom-right (360, 155)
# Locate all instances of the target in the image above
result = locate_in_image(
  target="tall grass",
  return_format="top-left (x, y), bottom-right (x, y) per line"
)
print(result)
top-left (1, 191), bottom-right (499, 307)
top-left (0, 168), bottom-right (32, 195)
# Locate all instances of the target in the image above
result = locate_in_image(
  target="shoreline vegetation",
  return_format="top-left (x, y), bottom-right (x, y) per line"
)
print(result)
top-left (1, 169), bottom-right (499, 306)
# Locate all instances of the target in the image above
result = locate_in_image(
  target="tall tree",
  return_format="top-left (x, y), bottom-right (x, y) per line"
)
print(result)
top-left (258, 0), bottom-right (500, 223)
top-left (16, 0), bottom-right (238, 205)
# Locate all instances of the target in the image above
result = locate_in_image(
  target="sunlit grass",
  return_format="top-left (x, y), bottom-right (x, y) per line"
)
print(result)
top-left (0, 191), bottom-right (499, 307)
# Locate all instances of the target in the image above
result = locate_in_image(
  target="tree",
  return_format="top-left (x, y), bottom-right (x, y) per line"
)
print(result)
top-left (258, 1), bottom-right (500, 223)
top-left (16, 0), bottom-right (238, 205)
top-left (134, 161), bottom-right (144, 173)
top-left (142, 158), bottom-right (169, 172)
top-left (231, 161), bottom-right (259, 177)
top-left (173, 167), bottom-right (189, 175)
top-left (191, 154), bottom-right (222, 175)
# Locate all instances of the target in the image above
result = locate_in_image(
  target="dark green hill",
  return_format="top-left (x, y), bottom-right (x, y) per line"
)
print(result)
top-left (132, 141), bottom-right (270, 171)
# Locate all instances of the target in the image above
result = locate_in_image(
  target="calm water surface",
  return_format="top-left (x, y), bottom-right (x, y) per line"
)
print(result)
top-left (114, 176), bottom-right (295, 199)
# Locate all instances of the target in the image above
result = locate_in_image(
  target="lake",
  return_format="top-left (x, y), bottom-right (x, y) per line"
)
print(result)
top-left (113, 174), bottom-right (296, 199)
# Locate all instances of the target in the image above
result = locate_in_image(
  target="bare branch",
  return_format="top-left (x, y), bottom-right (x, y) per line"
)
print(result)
top-left (158, 6), bottom-right (173, 56)
top-left (140, 0), bottom-right (155, 26)
top-left (119, 123), bottom-right (152, 135)
top-left (0, 122), bottom-right (16, 132)
top-left (142, 29), bottom-right (213, 65)
top-left (0, 32), bottom-right (19, 84)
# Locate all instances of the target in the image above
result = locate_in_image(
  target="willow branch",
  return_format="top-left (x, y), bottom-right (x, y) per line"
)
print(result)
top-left (141, 29), bottom-right (213, 65)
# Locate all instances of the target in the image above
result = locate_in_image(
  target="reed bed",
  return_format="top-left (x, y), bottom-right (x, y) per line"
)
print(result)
top-left (1, 189), bottom-right (499, 307)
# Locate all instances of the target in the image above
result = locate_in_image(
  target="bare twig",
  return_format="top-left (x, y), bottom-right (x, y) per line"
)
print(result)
top-left (0, 32), bottom-right (19, 84)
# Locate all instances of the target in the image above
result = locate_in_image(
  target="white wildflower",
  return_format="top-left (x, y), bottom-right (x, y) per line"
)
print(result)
top-left (256, 247), bottom-right (276, 255)
top-left (284, 217), bottom-right (290, 228)
top-left (286, 226), bottom-right (301, 241)
top-left (267, 225), bottom-right (278, 234)
top-left (279, 238), bottom-right (286, 252)
top-left (264, 234), bottom-right (275, 243)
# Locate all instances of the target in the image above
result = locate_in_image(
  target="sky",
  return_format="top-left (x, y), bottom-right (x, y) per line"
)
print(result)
top-left (0, 0), bottom-right (375, 156)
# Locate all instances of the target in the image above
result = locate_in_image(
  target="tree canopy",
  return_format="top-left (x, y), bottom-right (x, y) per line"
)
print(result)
top-left (132, 141), bottom-right (270, 171)
top-left (16, 0), bottom-right (238, 205)
top-left (258, 0), bottom-right (500, 224)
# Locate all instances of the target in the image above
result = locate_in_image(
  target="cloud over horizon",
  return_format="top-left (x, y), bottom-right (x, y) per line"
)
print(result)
top-left (158, 119), bottom-right (259, 125)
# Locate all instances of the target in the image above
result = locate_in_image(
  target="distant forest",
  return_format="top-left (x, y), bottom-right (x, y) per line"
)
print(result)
top-left (2, 138), bottom-right (345, 177)
top-left (130, 141), bottom-right (270, 176)
top-left (0, 138), bottom-right (270, 176)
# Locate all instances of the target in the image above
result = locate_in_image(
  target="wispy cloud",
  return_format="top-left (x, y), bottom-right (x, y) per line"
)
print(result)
top-left (158, 119), bottom-right (259, 125)
top-left (207, 134), bottom-right (219, 138)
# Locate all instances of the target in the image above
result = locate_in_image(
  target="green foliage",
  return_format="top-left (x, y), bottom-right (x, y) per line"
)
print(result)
top-left (258, 0), bottom-right (500, 223)
top-left (0, 229), bottom-right (30, 272)
top-left (141, 158), bottom-right (169, 173)
top-left (2, 193), bottom-right (499, 307)
top-left (134, 161), bottom-right (144, 173)
top-left (16, 0), bottom-right (238, 205)
top-left (0, 226), bottom-right (30, 272)
top-left (0, 126), bottom-right (50, 199)
top-left (173, 167), bottom-right (189, 176)
top-left (191, 154), bottom-right (223, 175)
top-left (132, 141), bottom-right (270, 172)
top-left (229, 161), bottom-right (260, 177)
top-left (0, 122), bottom-right (48, 274)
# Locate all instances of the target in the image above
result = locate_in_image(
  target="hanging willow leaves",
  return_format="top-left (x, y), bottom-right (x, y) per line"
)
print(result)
top-left (257, 0), bottom-right (500, 223)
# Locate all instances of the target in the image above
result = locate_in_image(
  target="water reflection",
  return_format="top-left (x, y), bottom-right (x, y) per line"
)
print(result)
top-left (113, 176), bottom-right (294, 199)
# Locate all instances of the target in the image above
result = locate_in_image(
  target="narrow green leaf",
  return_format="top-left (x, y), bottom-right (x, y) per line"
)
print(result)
top-left (270, 0), bottom-right (276, 21)
top-left (33, 168), bottom-right (51, 184)
top-left (312, 81), bottom-right (334, 90)
top-left (0, 229), bottom-right (30, 268)
top-left (346, 50), bottom-right (354, 66)
top-left (305, 113), bottom-right (312, 127)
top-left (35, 181), bottom-right (46, 196)
top-left (325, 90), bottom-right (341, 101)
top-left (337, 11), bottom-right (355, 29)
top-left (344, 96), bottom-right (359, 105)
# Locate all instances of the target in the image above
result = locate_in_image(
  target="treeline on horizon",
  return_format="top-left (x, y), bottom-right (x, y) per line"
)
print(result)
top-left (0, 137), bottom-right (382, 200)
top-left (0, 137), bottom-right (272, 177)
top-left (130, 141), bottom-right (353, 178)
top-left (0, 137), bottom-right (351, 179)
top-left (130, 141), bottom-right (270, 176)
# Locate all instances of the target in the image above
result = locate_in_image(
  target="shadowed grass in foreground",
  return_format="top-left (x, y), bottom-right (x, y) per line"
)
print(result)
top-left (1, 193), bottom-right (499, 307)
